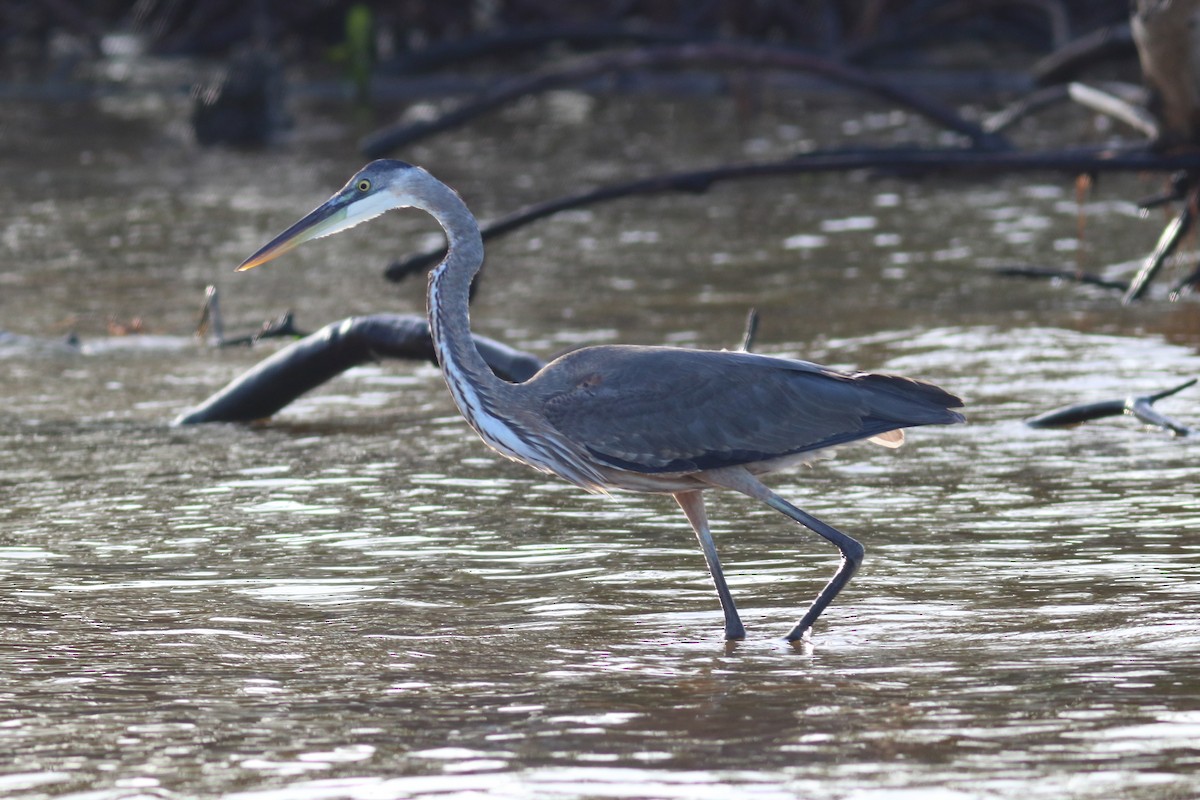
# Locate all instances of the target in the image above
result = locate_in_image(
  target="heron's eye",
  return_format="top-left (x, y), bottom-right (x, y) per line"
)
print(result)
top-left (357, 179), bottom-right (371, 192)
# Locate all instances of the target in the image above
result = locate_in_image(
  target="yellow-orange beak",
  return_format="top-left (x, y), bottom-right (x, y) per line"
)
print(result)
top-left (236, 195), bottom-right (352, 271)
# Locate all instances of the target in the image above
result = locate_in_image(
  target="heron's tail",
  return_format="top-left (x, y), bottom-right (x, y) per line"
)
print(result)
top-left (855, 373), bottom-right (966, 427)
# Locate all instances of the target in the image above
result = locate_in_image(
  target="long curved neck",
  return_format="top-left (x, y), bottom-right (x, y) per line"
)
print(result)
top-left (421, 178), bottom-right (515, 432)
top-left (416, 171), bottom-right (605, 491)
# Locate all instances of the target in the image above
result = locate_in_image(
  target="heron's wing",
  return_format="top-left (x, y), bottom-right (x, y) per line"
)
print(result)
top-left (535, 346), bottom-right (962, 474)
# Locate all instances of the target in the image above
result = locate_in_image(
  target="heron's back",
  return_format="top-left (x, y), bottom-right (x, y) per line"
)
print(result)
top-left (522, 345), bottom-right (964, 477)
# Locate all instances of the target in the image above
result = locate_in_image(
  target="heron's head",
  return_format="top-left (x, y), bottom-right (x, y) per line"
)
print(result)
top-left (237, 160), bottom-right (424, 271)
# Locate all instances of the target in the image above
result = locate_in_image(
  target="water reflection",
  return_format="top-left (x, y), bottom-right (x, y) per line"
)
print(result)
top-left (4, 86), bottom-right (1200, 799)
top-left (5, 317), bottom-right (1199, 799)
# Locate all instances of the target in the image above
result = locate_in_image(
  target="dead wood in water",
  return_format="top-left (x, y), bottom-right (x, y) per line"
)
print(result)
top-left (1031, 22), bottom-right (1137, 85)
top-left (178, 295), bottom-right (762, 425)
top-left (992, 266), bottom-right (1128, 292)
top-left (360, 42), bottom-right (1005, 158)
top-left (1123, 183), bottom-right (1199, 304)
top-left (383, 146), bottom-right (1200, 283)
top-left (1025, 378), bottom-right (1196, 435)
top-left (174, 314), bottom-right (544, 425)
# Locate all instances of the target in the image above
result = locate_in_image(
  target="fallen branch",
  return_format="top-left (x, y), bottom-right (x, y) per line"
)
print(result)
top-left (737, 308), bottom-right (760, 352)
top-left (1068, 82), bottom-right (1159, 139)
top-left (360, 42), bottom-right (1006, 157)
top-left (1024, 377), bottom-right (1195, 435)
top-left (176, 306), bottom-right (764, 425)
top-left (173, 314), bottom-right (543, 425)
top-left (992, 265), bottom-right (1128, 291)
top-left (386, 144), bottom-right (1200, 282)
top-left (194, 286), bottom-right (309, 346)
top-left (983, 81), bottom-right (1149, 134)
top-left (1030, 22), bottom-right (1136, 85)
top-left (1123, 180), bottom-right (1198, 304)
top-left (1169, 262), bottom-right (1200, 299)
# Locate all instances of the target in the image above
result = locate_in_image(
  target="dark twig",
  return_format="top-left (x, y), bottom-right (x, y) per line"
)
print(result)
top-left (1025, 398), bottom-right (1124, 427)
top-left (1127, 378), bottom-right (1196, 435)
top-left (176, 309), bottom-right (764, 425)
top-left (173, 314), bottom-right (544, 425)
top-left (1168, 261), bottom-right (1200, 300)
top-left (738, 308), bottom-right (760, 352)
top-left (195, 285), bottom-right (224, 344)
top-left (195, 285), bottom-right (308, 346)
top-left (218, 310), bottom-right (308, 347)
top-left (914, 0), bottom-right (1073, 50)
top-left (983, 84), bottom-right (1073, 134)
top-left (1123, 181), bottom-right (1198, 304)
top-left (386, 145), bottom-right (1200, 283)
top-left (360, 42), bottom-right (1006, 157)
top-left (1025, 377), bottom-right (1195, 435)
top-left (992, 265), bottom-right (1128, 291)
top-left (1067, 82), bottom-right (1159, 139)
top-left (983, 81), bottom-right (1149, 135)
top-left (1030, 22), bottom-right (1136, 86)
top-left (1137, 170), bottom-right (1193, 209)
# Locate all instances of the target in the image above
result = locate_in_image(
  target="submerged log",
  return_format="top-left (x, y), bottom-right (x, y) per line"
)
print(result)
top-left (1031, 22), bottom-right (1137, 85)
top-left (1025, 377), bottom-right (1195, 434)
top-left (173, 314), bottom-right (543, 425)
top-left (1122, 183), bottom-right (1198, 303)
top-left (176, 305), bottom-right (763, 426)
top-left (992, 265), bottom-right (1128, 291)
top-left (360, 42), bottom-right (1004, 157)
top-left (385, 145), bottom-right (1200, 282)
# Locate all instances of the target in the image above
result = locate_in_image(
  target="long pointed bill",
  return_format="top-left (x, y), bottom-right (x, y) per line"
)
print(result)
top-left (236, 196), bottom-right (352, 271)
top-left (237, 173), bottom-right (403, 272)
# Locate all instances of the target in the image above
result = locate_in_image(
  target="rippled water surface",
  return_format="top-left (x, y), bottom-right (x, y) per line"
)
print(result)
top-left (3, 58), bottom-right (1200, 800)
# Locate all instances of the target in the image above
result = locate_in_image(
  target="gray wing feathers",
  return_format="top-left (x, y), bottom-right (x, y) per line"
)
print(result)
top-left (537, 347), bottom-right (963, 474)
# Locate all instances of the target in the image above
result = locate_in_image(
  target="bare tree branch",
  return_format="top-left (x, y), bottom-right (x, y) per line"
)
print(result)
top-left (385, 145), bottom-right (1200, 283)
top-left (360, 42), bottom-right (1006, 157)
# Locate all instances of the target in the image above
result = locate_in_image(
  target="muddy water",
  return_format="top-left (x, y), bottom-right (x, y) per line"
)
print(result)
top-left (3, 64), bottom-right (1200, 800)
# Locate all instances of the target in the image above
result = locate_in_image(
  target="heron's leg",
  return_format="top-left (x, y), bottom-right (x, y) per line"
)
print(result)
top-left (699, 468), bottom-right (864, 642)
top-left (674, 490), bottom-right (746, 641)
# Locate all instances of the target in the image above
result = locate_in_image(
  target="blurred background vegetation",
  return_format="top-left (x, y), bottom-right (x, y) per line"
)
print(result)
top-left (0, 1), bottom-right (1136, 81)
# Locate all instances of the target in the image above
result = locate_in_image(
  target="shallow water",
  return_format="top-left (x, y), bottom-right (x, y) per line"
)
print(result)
top-left (3, 57), bottom-right (1200, 800)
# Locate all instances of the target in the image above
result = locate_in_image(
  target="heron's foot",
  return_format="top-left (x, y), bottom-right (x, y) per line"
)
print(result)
top-left (784, 622), bottom-right (813, 643)
top-left (787, 632), bottom-right (815, 654)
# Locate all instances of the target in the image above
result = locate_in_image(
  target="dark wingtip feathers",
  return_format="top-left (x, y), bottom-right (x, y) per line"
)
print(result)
top-left (855, 373), bottom-right (965, 427)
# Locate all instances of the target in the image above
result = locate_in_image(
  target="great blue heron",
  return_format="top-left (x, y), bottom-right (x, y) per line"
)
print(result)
top-left (237, 160), bottom-right (965, 642)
